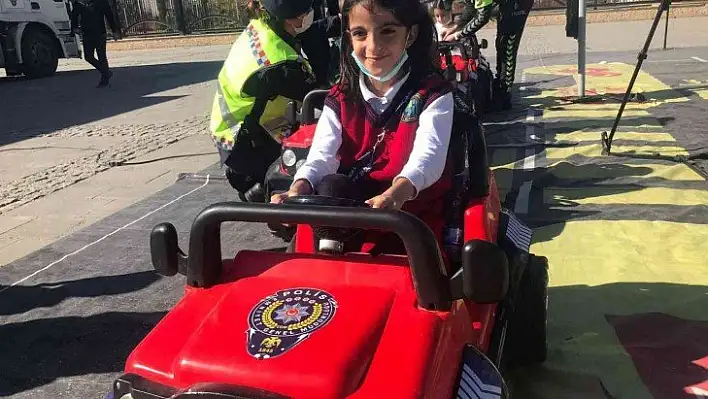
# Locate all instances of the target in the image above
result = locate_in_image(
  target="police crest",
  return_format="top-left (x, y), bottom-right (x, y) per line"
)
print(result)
top-left (401, 93), bottom-right (424, 123)
top-left (246, 288), bottom-right (338, 359)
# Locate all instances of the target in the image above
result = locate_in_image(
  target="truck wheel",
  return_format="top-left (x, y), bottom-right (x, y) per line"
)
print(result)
top-left (21, 27), bottom-right (58, 78)
top-left (506, 254), bottom-right (549, 366)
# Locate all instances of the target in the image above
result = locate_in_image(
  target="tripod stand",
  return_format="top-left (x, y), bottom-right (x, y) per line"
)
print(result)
top-left (601, 0), bottom-right (672, 155)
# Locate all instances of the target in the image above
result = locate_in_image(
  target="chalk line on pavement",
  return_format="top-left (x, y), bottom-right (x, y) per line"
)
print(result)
top-left (0, 175), bottom-right (211, 294)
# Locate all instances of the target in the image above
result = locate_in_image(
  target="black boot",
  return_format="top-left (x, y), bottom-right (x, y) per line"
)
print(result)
top-left (491, 79), bottom-right (512, 112)
top-left (96, 71), bottom-right (113, 88)
top-left (495, 89), bottom-right (512, 111)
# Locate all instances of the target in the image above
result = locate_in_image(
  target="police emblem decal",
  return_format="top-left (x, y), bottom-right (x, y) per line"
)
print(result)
top-left (246, 288), bottom-right (337, 359)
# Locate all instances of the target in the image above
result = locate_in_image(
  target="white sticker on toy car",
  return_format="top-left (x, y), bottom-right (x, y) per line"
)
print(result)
top-left (456, 345), bottom-right (504, 399)
top-left (502, 208), bottom-right (532, 253)
top-left (246, 288), bottom-right (338, 359)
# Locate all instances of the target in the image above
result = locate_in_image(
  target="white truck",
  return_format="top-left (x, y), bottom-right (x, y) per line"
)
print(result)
top-left (0, 0), bottom-right (81, 78)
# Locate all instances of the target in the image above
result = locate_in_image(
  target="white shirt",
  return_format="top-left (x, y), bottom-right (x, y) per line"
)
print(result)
top-left (293, 73), bottom-right (454, 197)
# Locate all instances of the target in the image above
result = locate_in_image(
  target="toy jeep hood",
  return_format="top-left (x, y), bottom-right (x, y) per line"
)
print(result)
top-left (122, 251), bottom-right (447, 399)
top-left (117, 201), bottom-right (517, 399)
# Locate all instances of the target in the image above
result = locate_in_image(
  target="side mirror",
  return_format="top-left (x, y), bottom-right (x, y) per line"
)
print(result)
top-left (150, 223), bottom-right (188, 277)
top-left (450, 240), bottom-right (509, 303)
top-left (480, 39), bottom-right (488, 49)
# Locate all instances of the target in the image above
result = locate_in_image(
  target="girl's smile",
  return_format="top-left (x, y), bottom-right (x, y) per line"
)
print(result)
top-left (347, 3), bottom-right (415, 81)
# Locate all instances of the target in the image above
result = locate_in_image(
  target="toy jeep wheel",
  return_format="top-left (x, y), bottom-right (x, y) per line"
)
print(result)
top-left (506, 254), bottom-right (549, 366)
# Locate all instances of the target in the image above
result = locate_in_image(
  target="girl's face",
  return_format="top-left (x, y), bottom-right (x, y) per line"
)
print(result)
top-left (434, 8), bottom-right (452, 25)
top-left (347, 3), bottom-right (417, 79)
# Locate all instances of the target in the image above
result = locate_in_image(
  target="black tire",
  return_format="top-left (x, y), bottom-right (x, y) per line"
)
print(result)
top-left (477, 68), bottom-right (493, 116)
top-left (21, 27), bottom-right (58, 78)
top-left (506, 254), bottom-right (549, 366)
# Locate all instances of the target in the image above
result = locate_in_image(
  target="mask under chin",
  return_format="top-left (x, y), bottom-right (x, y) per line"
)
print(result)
top-left (351, 51), bottom-right (410, 83)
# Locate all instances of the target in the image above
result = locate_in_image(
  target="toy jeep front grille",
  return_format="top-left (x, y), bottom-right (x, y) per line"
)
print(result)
top-left (113, 373), bottom-right (291, 399)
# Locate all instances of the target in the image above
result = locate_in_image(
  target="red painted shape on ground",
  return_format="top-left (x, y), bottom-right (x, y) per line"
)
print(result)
top-left (606, 312), bottom-right (708, 399)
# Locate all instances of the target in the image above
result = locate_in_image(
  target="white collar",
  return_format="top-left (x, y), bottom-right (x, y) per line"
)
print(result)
top-left (359, 72), bottom-right (411, 104)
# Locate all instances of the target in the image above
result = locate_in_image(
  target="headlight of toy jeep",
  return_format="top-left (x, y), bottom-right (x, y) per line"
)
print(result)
top-left (282, 149), bottom-right (297, 167)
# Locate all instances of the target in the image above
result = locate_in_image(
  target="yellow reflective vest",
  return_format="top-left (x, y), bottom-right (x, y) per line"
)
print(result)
top-left (209, 19), bottom-right (312, 151)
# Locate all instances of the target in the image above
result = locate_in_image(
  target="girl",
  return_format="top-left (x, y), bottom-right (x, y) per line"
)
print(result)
top-left (433, 0), bottom-right (456, 42)
top-left (271, 0), bottom-right (455, 251)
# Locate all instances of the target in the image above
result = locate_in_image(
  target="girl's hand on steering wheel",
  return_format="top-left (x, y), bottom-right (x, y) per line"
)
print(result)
top-left (270, 179), bottom-right (313, 204)
top-left (365, 194), bottom-right (400, 210)
top-left (366, 177), bottom-right (416, 210)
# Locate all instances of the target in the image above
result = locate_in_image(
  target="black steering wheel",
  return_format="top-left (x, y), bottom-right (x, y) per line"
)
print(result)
top-left (283, 195), bottom-right (370, 245)
top-left (282, 195), bottom-right (369, 208)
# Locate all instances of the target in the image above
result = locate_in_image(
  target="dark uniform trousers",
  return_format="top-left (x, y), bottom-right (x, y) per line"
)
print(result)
top-left (495, 0), bottom-right (535, 93)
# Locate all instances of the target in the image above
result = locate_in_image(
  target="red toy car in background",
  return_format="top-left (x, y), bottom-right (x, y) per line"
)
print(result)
top-left (438, 38), bottom-right (494, 117)
top-left (107, 92), bottom-right (549, 397)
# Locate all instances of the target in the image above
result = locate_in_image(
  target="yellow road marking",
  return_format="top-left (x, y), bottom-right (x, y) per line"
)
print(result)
top-left (543, 108), bottom-right (650, 120)
top-left (545, 144), bottom-right (689, 160)
top-left (681, 79), bottom-right (708, 100)
top-left (545, 186), bottom-right (708, 206)
top-left (525, 63), bottom-right (689, 105)
top-left (532, 220), bottom-right (708, 304)
top-left (547, 161), bottom-right (705, 181)
top-left (515, 61), bottom-right (706, 399)
top-left (553, 130), bottom-right (677, 143)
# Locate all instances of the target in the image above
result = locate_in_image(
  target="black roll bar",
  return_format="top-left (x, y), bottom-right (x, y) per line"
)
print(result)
top-left (300, 89), bottom-right (329, 124)
top-left (163, 202), bottom-right (451, 310)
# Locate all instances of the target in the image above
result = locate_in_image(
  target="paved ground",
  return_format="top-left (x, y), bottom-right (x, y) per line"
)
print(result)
top-left (0, 14), bottom-right (707, 399)
top-left (2, 16), bottom-right (708, 268)
top-left (0, 46), bottom-right (228, 265)
top-left (494, 48), bottom-right (708, 398)
top-left (3, 16), bottom-right (708, 268)
top-left (0, 44), bottom-right (706, 398)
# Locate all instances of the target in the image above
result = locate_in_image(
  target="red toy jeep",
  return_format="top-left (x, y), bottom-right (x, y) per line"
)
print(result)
top-left (108, 89), bottom-right (548, 398)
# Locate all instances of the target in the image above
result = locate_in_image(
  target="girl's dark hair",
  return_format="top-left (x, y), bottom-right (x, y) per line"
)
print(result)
top-left (338, 0), bottom-right (440, 97)
top-left (434, 0), bottom-right (452, 11)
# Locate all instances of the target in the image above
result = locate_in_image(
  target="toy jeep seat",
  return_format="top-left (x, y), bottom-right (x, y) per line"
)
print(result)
top-left (448, 93), bottom-right (490, 199)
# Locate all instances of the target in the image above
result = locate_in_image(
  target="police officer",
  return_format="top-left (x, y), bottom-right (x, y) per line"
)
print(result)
top-left (442, 0), bottom-right (534, 110)
top-left (210, 0), bottom-right (319, 202)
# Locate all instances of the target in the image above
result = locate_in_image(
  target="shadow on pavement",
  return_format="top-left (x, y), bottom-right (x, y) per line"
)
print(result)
top-left (0, 61), bottom-right (222, 146)
top-left (0, 311), bottom-right (167, 397)
top-left (510, 282), bottom-right (708, 399)
top-left (0, 271), bottom-right (162, 317)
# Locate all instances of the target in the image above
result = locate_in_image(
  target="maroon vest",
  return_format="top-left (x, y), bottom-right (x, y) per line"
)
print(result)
top-left (325, 75), bottom-right (454, 249)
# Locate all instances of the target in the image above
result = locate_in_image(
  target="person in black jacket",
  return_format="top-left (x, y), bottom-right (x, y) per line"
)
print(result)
top-left (297, 12), bottom-right (341, 86)
top-left (70, 0), bottom-right (120, 88)
top-left (442, 0), bottom-right (534, 110)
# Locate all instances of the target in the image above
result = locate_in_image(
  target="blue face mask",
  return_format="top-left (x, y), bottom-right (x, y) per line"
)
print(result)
top-left (351, 33), bottom-right (411, 83)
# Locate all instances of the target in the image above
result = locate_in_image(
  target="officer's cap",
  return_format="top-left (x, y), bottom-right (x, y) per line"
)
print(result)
top-left (261, 0), bottom-right (314, 20)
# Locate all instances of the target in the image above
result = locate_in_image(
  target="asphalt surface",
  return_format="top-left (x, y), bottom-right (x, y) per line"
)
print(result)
top-left (0, 46), bottom-right (706, 398)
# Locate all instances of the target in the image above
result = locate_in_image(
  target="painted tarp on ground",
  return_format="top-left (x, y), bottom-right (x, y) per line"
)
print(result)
top-left (491, 62), bottom-right (708, 398)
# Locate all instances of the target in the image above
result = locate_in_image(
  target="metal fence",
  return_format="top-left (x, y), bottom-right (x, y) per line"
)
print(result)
top-left (112, 0), bottom-right (249, 36)
top-left (111, 0), bottom-right (681, 36)
top-left (530, 0), bottom-right (680, 11)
